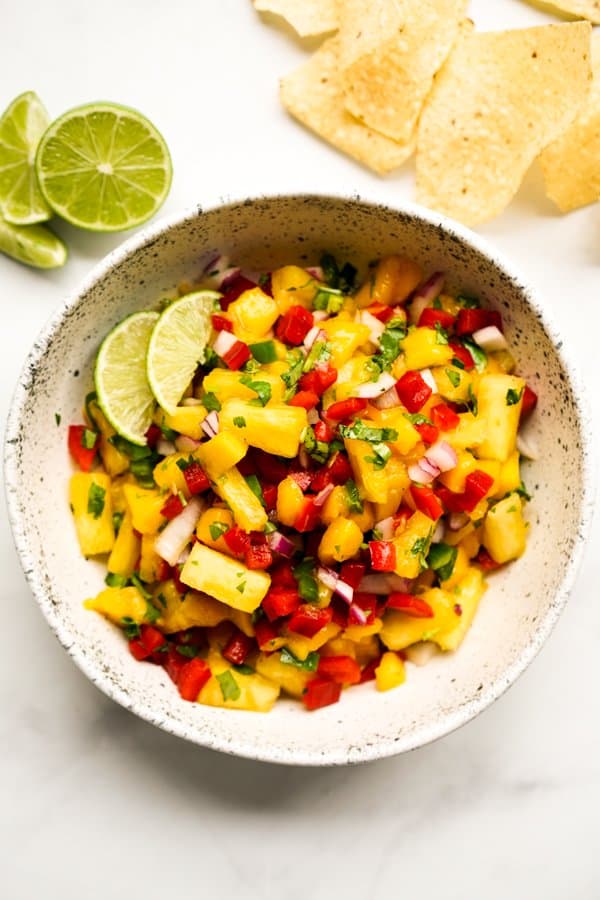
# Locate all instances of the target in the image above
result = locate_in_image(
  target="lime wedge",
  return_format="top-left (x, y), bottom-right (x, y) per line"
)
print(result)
top-left (147, 291), bottom-right (219, 415)
top-left (95, 311), bottom-right (160, 445)
top-left (0, 212), bottom-right (66, 268)
top-left (0, 91), bottom-right (52, 224)
top-left (35, 102), bottom-right (172, 232)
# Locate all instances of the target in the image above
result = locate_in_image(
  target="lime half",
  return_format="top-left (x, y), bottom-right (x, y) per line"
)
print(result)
top-left (0, 91), bottom-right (52, 225)
top-left (147, 291), bottom-right (219, 415)
top-left (0, 212), bottom-right (66, 268)
top-left (35, 102), bottom-right (172, 232)
top-left (95, 310), bottom-right (160, 445)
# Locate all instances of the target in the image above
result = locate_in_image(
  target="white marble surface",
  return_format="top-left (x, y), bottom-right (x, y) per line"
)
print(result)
top-left (1, 0), bottom-right (599, 896)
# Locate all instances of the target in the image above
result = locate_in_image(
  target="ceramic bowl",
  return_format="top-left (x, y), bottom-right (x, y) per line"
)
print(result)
top-left (4, 194), bottom-right (594, 766)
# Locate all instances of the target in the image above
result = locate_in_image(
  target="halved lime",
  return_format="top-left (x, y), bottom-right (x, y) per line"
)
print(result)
top-left (35, 102), bottom-right (172, 232)
top-left (0, 212), bottom-right (66, 268)
top-left (0, 91), bottom-right (52, 224)
top-left (95, 311), bottom-right (160, 445)
top-left (147, 291), bottom-right (219, 415)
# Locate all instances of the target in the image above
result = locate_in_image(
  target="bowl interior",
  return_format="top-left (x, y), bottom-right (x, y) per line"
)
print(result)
top-left (5, 195), bottom-right (589, 765)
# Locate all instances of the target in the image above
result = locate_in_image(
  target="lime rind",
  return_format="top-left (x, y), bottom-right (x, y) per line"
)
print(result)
top-left (95, 310), bottom-right (160, 445)
top-left (35, 101), bottom-right (173, 233)
top-left (147, 291), bottom-right (219, 415)
top-left (0, 212), bottom-right (66, 269)
top-left (0, 91), bottom-right (52, 225)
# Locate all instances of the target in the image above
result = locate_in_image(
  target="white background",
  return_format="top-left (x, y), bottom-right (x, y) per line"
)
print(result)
top-left (1, 1), bottom-right (599, 897)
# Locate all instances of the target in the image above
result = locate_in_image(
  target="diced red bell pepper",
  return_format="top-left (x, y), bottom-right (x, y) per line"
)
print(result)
top-left (288, 604), bottom-right (333, 638)
top-left (299, 363), bottom-right (338, 396)
top-left (410, 485), bottom-right (444, 521)
top-left (261, 483), bottom-right (278, 511)
top-left (254, 618), bottom-right (281, 650)
top-left (309, 468), bottom-right (331, 493)
top-left (359, 657), bottom-right (380, 683)
top-left (315, 420), bottom-right (335, 443)
top-left (222, 339), bottom-right (251, 371)
top-left (262, 587), bottom-right (301, 622)
top-left (270, 560), bottom-right (297, 589)
top-left (365, 302), bottom-right (395, 323)
top-left (288, 390), bottom-right (319, 410)
top-left (418, 308), bottom-right (456, 330)
top-left (302, 677), bottom-right (342, 711)
top-left (318, 655), bottom-right (361, 685)
top-left (178, 657), bottom-right (211, 701)
top-left (172, 565), bottom-right (187, 595)
top-left (219, 275), bottom-right (257, 310)
top-left (155, 558), bottom-right (173, 583)
top-left (339, 561), bottom-right (366, 590)
top-left (327, 452), bottom-right (354, 485)
top-left (162, 645), bottom-right (186, 683)
top-left (415, 422), bottom-right (440, 445)
top-left (435, 484), bottom-right (466, 514)
top-left (475, 548), bottom-right (503, 571)
top-left (393, 504), bottom-right (413, 532)
top-left (245, 543), bottom-right (273, 570)
top-left (325, 397), bottom-right (368, 422)
top-left (386, 592), bottom-right (434, 618)
top-left (252, 449), bottom-right (289, 484)
top-left (369, 540), bottom-right (397, 572)
top-left (294, 498), bottom-right (321, 533)
top-left (160, 493), bottom-right (184, 520)
top-left (396, 371), bottom-right (432, 413)
top-left (352, 591), bottom-right (378, 624)
top-left (462, 469), bottom-right (494, 512)
top-left (455, 308), bottom-right (502, 336)
top-left (140, 624), bottom-right (168, 653)
top-left (145, 424), bottom-right (161, 449)
top-left (431, 403), bottom-right (461, 432)
top-left (212, 313), bottom-right (233, 332)
top-left (129, 638), bottom-right (150, 661)
top-left (224, 525), bottom-right (251, 556)
top-left (275, 305), bottom-right (314, 345)
top-left (449, 341), bottom-right (475, 370)
top-left (222, 629), bottom-right (254, 666)
top-left (520, 384), bottom-right (538, 420)
top-left (183, 461), bottom-right (211, 495)
top-left (68, 425), bottom-right (98, 472)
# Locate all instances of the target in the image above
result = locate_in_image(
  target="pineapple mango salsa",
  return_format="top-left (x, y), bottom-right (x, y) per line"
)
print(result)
top-left (69, 252), bottom-right (537, 712)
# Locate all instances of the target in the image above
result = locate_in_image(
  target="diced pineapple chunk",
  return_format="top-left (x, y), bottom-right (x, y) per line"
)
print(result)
top-left (283, 622), bottom-right (341, 661)
top-left (84, 586), bottom-right (147, 625)
top-left (345, 438), bottom-right (388, 503)
top-left (227, 287), bottom-right (279, 340)
top-left (320, 485), bottom-right (351, 525)
top-left (392, 511), bottom-right (434, 578)
top-left (153, 452), bottom-right (190, 497)
top-left (123, 484), bottom-right (166, 535)
top-left (321, 314), bottom-right (371, 367)
top-left (202, 369), bottom-right (285, 404)
top-left (371, 457), bottom-right (409, 520)
top-left (435, 567), bottom-right (486, 651)
top-left (107, 510), bottom-right (140, 578)
top-left (199, 651), bottom-right (280, 711)
top-left (497, 451), bottom-right (521, 497)
top-left (375, 652), bottom-right (406, 691)
top-left (211, 465), bottom-right (268, 532)
top-left (255, 651), bottom-right (311, 698)
top-left (220, 399), bottom-right (307, 458)
top-left (355, 255), bottom-right (422, 308)
top-left (368, 407), bottom-right (421, 456)
top-left (196, 431), bottom-right (247, 480)
top-left (155, 580), bottom-right (252, 634)
top-left (344, 618), bottom-right (383, 642)
top-left (400, 327), bottom-right (453, 370)
top-left (318, 516), bottom-right (363, 565)
top-left (69, 472), bottom-right (115, 556)
top-left (439, 450), bottom-right (478, 493)
top-left (482, 495), bottom-right (527, 564)
top-left (139, 533), bottom-right (164, 583)
top-left (380, 588), bottom-right (456, 651)
top-left (86, 396), bottom-right (129, 477)
top-left (475, 373), bottom-right (525, 462)
top-left (271, 265), bottom-right (320, 314)
top-left (445, 412), bottom-right (486, 451)
top-left (180, 543), bottom-right (270, 612)
top-left (432, 365), bottom-right (473, 402)
top-left (155, 404), bottom-right (206, 441)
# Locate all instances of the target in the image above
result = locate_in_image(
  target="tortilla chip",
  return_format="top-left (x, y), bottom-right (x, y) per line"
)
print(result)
top-left (539, 32), bottom-right (600, 211)
top-left (280, 35), bottom-right (413, 175)
top-left (253, 0), bottom-right (338, 38)
top-left (336, 0), bottom-right (468, 143)
top-left (416, 22), bottom-right (592, 226)
top-left (521, 0), bottom-right (600, 25)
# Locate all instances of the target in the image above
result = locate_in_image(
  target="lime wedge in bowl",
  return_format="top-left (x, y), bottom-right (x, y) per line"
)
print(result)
top-left (0, 212), bottom-right (66, 268)
top-left (147, 291), bottom-right (219, 415)
top-left (95, 310), bottom-right (159, 445)
top-left (0, 91), bottom-right (52, 225)
top-left (35, 102), bottom-right (172, 232)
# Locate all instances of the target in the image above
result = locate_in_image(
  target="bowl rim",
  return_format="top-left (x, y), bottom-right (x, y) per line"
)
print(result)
top-left (4, 192), bottom-right (596, 766)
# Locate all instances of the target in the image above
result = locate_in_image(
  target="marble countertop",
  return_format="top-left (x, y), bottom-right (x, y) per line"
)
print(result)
top-left (1, 1), bottom-right (599, 897)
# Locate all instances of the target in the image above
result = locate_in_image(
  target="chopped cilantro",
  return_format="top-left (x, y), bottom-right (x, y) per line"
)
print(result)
top-left (159, 421), bottom-right (178, 442)
top-left (445, 368), bottom-right (461, 388)
top-left (54, 412), bottom-right (61, 426)
top-left (403, 412), bottom-right (432, 426)
top-left (120, 617), bottom-right (140, 640)
top-left (281, 349), bottom-right (304, 394)
top-left (87, 483), bottom-right (106, 519)
top-left (236, 581), bottom-right (246, 594)
top-left (202, 392), bottom-right (221, 412)
top-left (339, 419), bottom-right (398, 443)
top-left (232, 663), bottom-right (254, 675)
top-left (105, 572), bottom-right (128, 588)
top-left (432, 297), bottom-right (442, 310)
top-left (244, 474), bottom-right (265, 507)
top-left (371, 320), bottom-right (407, 373)
top-left (515, 481), bottom-right (532, 502)
top-left (217, 670), bottom-right (241, 701)
top-left (209, 521), bottom-right (229, 541)
top-left (344, 479), bottom-right (363, 513)
top-left (176, 456), bottom-right (193, 471)
top-left (452, 356), bottom-right (466, 370)
top-left (129, 573), bottom-right (152, 600)
top-left (506, 387), bottom-right (524, 406)
top-left (462, 339), bottom-right (487, 373)
top-left (302, 340), bottom-right (331, 373)
top-left (435, 322), bottom-right (449, 345)
top-left (456, 295), bottom-right (480, 309)
top-left (156, 592), bottom-right (167, 608)
top-left (239, 375), bottom-right (272, 406)
top-left (233, 416), bottom-right (246, 428)
top-left (427, 542), bottom-right (458, 582)
top-left (320, 253), bottom-right (357, 293)
top-left (129, 456), bottom-right (157, 488)
top-left (280, 647), bottom-right (319, 671)
top-left (365, 442), bottom-right (392, 469)
top-left (411, 534), bottom-right (432, 569)
top-left (467, 384), bottom-right (478, 416)
top-left (293, 559), bottom-right (319, 603)
top-left (112, 511), bottom-right (124, 533)
top-left (258, 273), bottom-right (270, 288)
top-left (303, 426), bottom-right (330, 464)
top-left (176, 644), bottom-right (200, 658)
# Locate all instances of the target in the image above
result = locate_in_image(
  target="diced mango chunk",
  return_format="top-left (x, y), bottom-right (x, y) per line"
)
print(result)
top-left (482, 495), bottom-right (527, 564)
top-left (435, 567), bottom-right (486, 651)
top-left (375, 652), bottom-right (406, 691)
top-left (475, 373), bottom-right (525, 462)
top-left (227, 287), bottom-right (279, 340)
top-left (271, 265), bottom-right (320, 314)
top-left (196, 430), bottom-right (247, 480)
top-left (84, 586), bottom-right (147, 625)
top-left (123, 484), bottom-right (166, 535)
top-left (220, 399), bottom-right (307, 458)
top-left (400, 327), bottom-right (453, 370)
top-left (199, 651), bottom-right (280, 711)
top-left (318, 516), bottom-right (363, 565)
top-left (355, 255), bottom-right (422, 308)
top-left (69, 472), bottom-right (115, 556)
top-left (180, 543), bottom-right (270, 613)
top-left (107, 510), bottom-right (140, 578)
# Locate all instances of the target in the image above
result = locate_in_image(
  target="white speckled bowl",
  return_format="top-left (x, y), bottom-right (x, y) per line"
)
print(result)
top-left (4, 195), bottom-right (594, 765)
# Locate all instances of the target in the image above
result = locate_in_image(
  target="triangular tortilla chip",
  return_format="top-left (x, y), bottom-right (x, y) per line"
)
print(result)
top-left (539, 32), bottom-right (600, 211)
top-left (336, 0), bottom-right (468, 143)
top-left (521, 1), bottom-right (600, 25)
top-left (416, 22), bottom-right (592, 225)
top-left (253, 0), bottom-right (338, 38)
top-left (280, 35), bottom-right (413, 175)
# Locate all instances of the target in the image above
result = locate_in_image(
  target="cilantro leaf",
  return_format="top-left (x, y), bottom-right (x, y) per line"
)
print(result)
top-left (281, 349), bottom-right (304, 394)
top-left (344, 479), bottom-right (363, 513)
top-left (462, 339), bottom-right (487, 373)
top-left (445, 368), bottom-right (461, 388)
top-left (239, 375), bottom-right (272, 407)
top-left (427, 542), bottom-right (458, 582)
top-left (202, 392), bottom-right (221, 412)
top-left (87, 483), bottom-right (106, 519)
top-left (233, 416), bottom-right (246, 428)
top-left (209, 521), bottom-right (229, 541)
top-left (339, 419), bottom-right (398, 443)
top-left (280, 648), bottom-right (319, 672)
top-left (364, 442), bottom-right (392, 469)
top-left (121, 617), bottom-right (140, 640)
top-left (506, 387), bottom-right (524, 407)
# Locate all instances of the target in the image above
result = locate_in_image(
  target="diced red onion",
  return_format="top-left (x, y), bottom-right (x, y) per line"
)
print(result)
top-left (307, 407), bottom-right (320, 425)
top-left (201, 410), bottom-right (219, 438)
top-left (202, 254), bottom-right (241, 289)
top-left (303, 326), bottom-right (325, 351)
top-left (306, 266), bottom-right (324, 281)
top-left (335, 578), bottom-right (354, 605)
top-left (372, 385), bottom-right (400, 410)
top-left (267, 530), bottom-right (296, 558)
top-left (312, 310), bottom-right (329, 323)
top-left (420, 457), bottom-right (441, 478)
top-left (425, 440), bottom-right (457, 473)
top-left (409, 272), bottom-right (445, 324)
top-left (313, 483), bottom-right (335, 507)
top-left (154, 497), bottom-right (205, 566)
top-left (360, 310), bottom-right (385, 345)
top-left (348, 603), bottom-right (368, 625)
top-left (355, 372), bottom-right (396, 399)
top-left (472, 325), bottom-right (508, 352)
top-left (517, 431), bottom-right (539, 460)
top-left (408, 461), bottom-right (435, 484)
top-left (157, 438), bottom-right (176, 456)
top-left (375, 516), bottom-right (395, 540)
top-left (212, 329), bottom-right (237, 357)
top-left (449, 512), bottom-right (469, 531)
top-left (404, 641), bottom-right (438, 667)
top-left (420, 368), bottom-right (438, 394)
top-left (175, 434), bottom-right (202, 452)
top-left (385, 574), bottom-right (414, 592)
top-left (317, 566), bottom-right (354, 605)
top-left (181, 397), bottom-right (204, 407)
